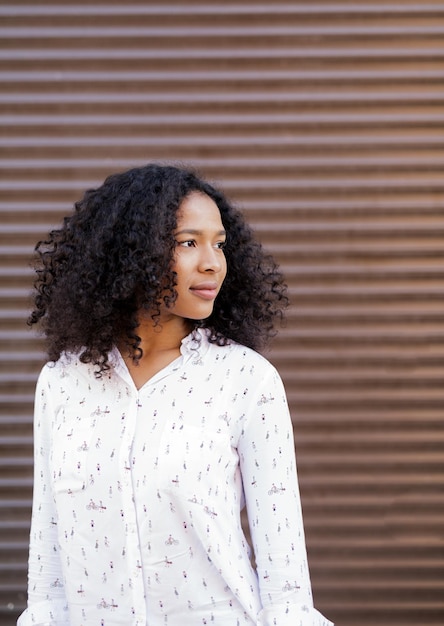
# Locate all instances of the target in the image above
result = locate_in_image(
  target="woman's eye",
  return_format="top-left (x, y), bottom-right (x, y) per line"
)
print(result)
top-left (177, 240), bottom-right (226, 249)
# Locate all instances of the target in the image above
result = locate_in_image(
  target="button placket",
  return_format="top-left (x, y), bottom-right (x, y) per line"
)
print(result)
top-left (119, 392), bottom-right (147, 623)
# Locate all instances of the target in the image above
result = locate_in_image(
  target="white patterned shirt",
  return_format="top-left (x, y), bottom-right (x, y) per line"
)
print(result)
top-left (18, 328), bottom-right (333, 626)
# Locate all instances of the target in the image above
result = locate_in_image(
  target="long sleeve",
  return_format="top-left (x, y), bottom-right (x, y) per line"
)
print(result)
top-left (17, 367), bottom-right (69, 626)
top-left (238, 366), bottom-right (333, 626)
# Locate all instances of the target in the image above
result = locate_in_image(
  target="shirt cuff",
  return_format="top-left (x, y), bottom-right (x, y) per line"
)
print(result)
top-left (17, 599), bottom-right (70, 626)
top-left (257, 603), bottom-right (334, 626)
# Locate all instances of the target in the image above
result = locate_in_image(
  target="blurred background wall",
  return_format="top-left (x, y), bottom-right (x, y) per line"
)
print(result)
top-left (1, 2), bottom-right (444, 625)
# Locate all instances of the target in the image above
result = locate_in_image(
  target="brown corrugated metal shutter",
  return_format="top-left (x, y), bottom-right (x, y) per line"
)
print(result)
top-left (1, 3), bottom-right (444, 625)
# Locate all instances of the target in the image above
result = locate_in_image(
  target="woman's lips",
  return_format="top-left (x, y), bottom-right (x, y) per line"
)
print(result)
top-left (190, 282), bottom-right (219, 300)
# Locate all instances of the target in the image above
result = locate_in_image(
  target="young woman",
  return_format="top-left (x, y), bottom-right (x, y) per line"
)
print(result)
top-left (18, 164), bottom-right (333, 626)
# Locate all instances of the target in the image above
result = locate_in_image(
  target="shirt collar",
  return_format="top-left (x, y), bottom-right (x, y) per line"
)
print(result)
top-left (109, 327), bottom-right (211, 388)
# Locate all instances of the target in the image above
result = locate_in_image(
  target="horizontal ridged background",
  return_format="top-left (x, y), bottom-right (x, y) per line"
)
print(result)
top-left (1, 2), bottom-right (444, 625)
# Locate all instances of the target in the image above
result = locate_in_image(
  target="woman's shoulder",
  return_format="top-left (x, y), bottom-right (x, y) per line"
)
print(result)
top-left (37, 350), bottom-right (97, 383)
top-left (200, 328), bottom-right (279, 376)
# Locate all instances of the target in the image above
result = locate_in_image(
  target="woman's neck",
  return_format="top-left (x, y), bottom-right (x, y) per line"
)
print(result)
top-left (118, 316), bottom-right (193, 390)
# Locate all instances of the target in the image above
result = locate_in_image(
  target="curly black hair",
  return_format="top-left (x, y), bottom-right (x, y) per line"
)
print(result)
top-left (28, 163), bottom-right (288, 373)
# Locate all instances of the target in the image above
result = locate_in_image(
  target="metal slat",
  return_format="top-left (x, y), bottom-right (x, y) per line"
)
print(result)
top-left (3, 24), bottom-right (444, 36)
top-left (3, 5), bottom-right (444, 17)
top-left (4, 133), bottom-right (444, 150)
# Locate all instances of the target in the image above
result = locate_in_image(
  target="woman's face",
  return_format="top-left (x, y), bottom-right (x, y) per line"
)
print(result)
top-left (168, 191), bottom-right (227, 321)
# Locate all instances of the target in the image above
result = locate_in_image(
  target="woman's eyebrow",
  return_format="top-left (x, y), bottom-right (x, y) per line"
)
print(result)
top-left (175, 228), bottom-right (226, 237)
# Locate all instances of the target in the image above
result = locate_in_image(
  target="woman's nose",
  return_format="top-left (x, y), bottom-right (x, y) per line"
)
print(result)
top-left (199, 245), bottom-right (223, 273)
